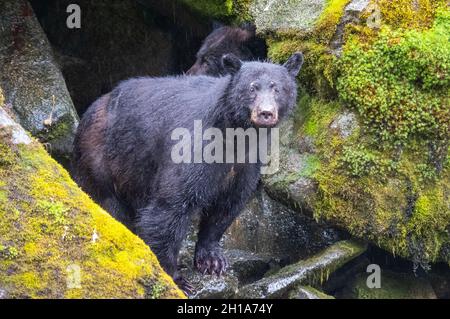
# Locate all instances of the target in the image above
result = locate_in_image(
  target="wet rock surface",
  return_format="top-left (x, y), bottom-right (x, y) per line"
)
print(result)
top-left (251, 0), bottom-right (327, 33)
top-left (336, 270), bottom-right (438, 299)
top-left (330, 0), bottom-right (371, 55)
top-left (30, 0), bottom-right (211, 115)
top-left (223, 189), bottom-right (344, 263)
top-left (236, 240), bottom-right (367, 298)
top-left (289, 285), bottom-right (335, 299)
top-left (0, 0), bottom-right (79, 158)
top-left (262, 116), bottom-right (319, 213)
top-left (179, 188), bottom-right (345, 298)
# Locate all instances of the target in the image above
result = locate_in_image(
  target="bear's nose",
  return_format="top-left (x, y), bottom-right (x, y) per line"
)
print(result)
top-left (259, 111), bottom-right (274, 121)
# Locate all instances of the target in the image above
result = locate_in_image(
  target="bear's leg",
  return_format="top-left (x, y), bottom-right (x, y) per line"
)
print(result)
top-left (194, 197), bottom-right (249, 276)
top-left (195, 169), bottom-right (260, 276)
top-left (135, 202), bottom-right (194, 295)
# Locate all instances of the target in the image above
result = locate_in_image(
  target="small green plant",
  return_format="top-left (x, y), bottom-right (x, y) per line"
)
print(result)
top-left (0, 245), bottom-right (19, 260)
top-left (340, 145), bottom-right (379, 177)
top-left (149, 282), bottom-right (167, 299)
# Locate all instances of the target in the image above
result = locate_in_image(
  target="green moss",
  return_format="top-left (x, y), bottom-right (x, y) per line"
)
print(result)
top-left (179, 0), bottom-right (252, 22)
top-left (180, 0), bottom-right (232, 18)
top-left (346, 271), bottom-right (437, 299)
top-left (35, 114), bottom-right (72, 143)
top-left (262, 0), bottom-right (449, 267)
top-left (296, 95), bottom-right (449, 266)
top-left (0, 134), bottom-right (184, 298)
top-left (375, 0), bottom-right (445, 31)
top-left (338, 9), bottom-right (450, 147)
top-left (300, 154), bottom-right (321, 178)
top-left (315, 0), bottom-right (352, 43)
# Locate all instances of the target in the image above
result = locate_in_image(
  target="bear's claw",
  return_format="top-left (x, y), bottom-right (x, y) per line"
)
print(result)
top-left (194, 246), bottom-right (228, 276)
top-left (174, 275), bottom-right (195, 296)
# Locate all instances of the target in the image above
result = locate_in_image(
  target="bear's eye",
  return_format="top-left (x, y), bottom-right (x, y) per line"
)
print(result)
top-left (250, 83), bottom-right (259, 93)
top-left (270, 81), bottom-right (280, 93)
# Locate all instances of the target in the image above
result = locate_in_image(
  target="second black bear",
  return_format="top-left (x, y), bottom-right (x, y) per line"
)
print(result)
top-left (187, 24), bottom-right (267, 76)
top-left (72, 53), bottom-right (303, 293)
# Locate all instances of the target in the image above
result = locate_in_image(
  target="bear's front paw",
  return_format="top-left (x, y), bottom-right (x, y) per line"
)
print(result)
top-left (194, 245), bottom-right (228, 276)
top-left (173, 272), bottom-right (195, 296)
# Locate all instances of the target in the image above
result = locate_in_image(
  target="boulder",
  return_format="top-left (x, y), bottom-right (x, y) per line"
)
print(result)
top-left (0, 101), bottom-right (183, 299)
top-left (236, 240), bottom-right (367, 298)
top-left (0, 0), bottom-right (79, 159)
top-left (288, 285), bottom-right (335, 299)
top-left (262, 0), bottom-right (450, 267)
top-left (337, 271), bottom-right (438, 299)
top-left (178, 188), bottom-right (344, 298)
top-left (250, 0), bottom-right (327, 33)
top-left (224, 188), bottom-right (344, 263)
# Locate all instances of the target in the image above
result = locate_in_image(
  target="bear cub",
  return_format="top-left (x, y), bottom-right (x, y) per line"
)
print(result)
top-left (72, 53), bottom-right (304, 294)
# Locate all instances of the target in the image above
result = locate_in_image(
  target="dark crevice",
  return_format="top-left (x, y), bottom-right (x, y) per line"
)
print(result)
top-left (29, 0), bottom-right (213, 116)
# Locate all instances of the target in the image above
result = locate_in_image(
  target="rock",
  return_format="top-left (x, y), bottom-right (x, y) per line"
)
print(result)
top-left (180, 268), bottom-right (239, 299)
top-left (32, 0), bottom-right (181, 115)
top-left (338, 270), bottom-right (438, 299)
top-left (0, 108), bottom-right (32, 145)
top-left (0, 288), bottom-right (8, 299)
top-left (322, 256), bottom-right (371, 293)
top-left (428, 264), bottom-right (450, 299)
top-left (0, 0), bottom-right (79, 158)
top-left (262, 116), bottom-right (319, 214)
top-left (289, 285), bottom-right (335, 299)
top-left (236, 240), bottom-right (367, 298)
top-left (179, 183), bottom-right (343, 298)
top-left (329, 111), bottom-right (358, 139)
top-left (178, 244), bottom-right (240, 299)
top-left (224, 189), bottom-right (343, 264)
top-left (0, 106), bottom-right (183, 299)
top-left (330, 0), bottom-right (371, 55)
top-left (225, 249), bottom-right (277, 286)
top-left (179, 226), bottom-right (278, 298)
top-left (250, 0), bottom-right (327, 33)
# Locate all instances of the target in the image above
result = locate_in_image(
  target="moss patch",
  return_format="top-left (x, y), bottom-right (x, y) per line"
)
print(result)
top-left (263, 0), bottom-right (450, 266)
top-left (179, 0), bottom-right (253, 22)
top-left (338, 9), bottom-right (450, 146)
top-left (0, 133), bottom-right (184, 298)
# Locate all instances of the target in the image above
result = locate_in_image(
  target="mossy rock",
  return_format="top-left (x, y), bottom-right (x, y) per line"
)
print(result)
top-left (340, 271), bottom-right (437, 299)
top-left (0, 107), bottom-right (184, 299)
top-left (261, 1), bottom-right (449, 268)
top-left (289, 285), bottom-right (335, 299)
top-left (236, 240), bottom-right (367, 298)
top-left (179, 0), bottom-right (253, 22)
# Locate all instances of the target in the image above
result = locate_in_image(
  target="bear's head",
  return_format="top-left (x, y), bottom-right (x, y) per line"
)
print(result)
top-left (187, 24), bottom-right (266, 76)
top-left (222, 52), bottom-right (304, 128)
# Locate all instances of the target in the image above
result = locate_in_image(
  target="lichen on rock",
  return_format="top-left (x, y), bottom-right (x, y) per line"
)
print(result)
top-left (0, 106), bottom-right (184, 299)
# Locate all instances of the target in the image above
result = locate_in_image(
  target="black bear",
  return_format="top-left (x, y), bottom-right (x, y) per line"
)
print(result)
top-left (72, 53), bottom-right (303, 294)
top-left (187, 24), bottom-right (267, 76)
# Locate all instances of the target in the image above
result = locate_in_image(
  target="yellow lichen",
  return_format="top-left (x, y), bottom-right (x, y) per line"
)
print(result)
top-left (0, 135), bottom-right (185, 299)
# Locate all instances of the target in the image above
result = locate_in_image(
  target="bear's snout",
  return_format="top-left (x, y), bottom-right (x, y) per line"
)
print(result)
top-left (251, 93), bottom-right (279, 127)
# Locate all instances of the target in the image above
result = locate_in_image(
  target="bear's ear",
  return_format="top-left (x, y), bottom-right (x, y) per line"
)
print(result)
top-left (283, 52), bottom-right (304, 78)
top-left (222, 54), bottom-right (243, 75)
